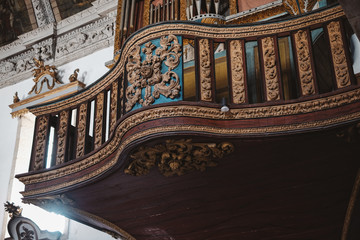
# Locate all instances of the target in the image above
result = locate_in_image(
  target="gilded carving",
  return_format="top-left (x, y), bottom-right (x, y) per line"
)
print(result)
top-left (294, 30), bottom-right (315, 95)
top-left (56, 110), bottom-right (69, 165)
top-left (29, 58), bottom-right (62, 95)
top-left (94, 92), bottom-right (105, 149)
top-left (199, 38), bottom-right (213, 102)
top-left (110, 81), bottom-right (118, 134)
top-left (125, 139), bottom-right (234, 176)
top-left (69, 69), bottom-right (80, 82)
top-left (261, 37), bottom-right (280, 101)
top-left (327, 21), bottom-right (351, 88)
top-left (76, 103), bottom-right (87, 158)
top-left (4, 201), bottom-right (22, 218)
top-left (125, 34), bottom-right (182, 111)
top-left (230, 40), bottom-right (246, 104)
top-left (33, 116), bottom-right (49, 171)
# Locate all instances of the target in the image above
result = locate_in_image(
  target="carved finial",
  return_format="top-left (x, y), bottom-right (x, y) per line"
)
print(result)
top-left (29, 58), bottom-right (61, 95)
top-left (69, 68), bottom-right (80, 82)
top-left (4, 201), bottom-right (22, 218)
top-left (13, 92), bottom-right (20, 103)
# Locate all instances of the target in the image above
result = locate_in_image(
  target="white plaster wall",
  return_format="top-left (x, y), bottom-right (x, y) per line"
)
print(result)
top-left (0, 46), bottom-right (115, 240)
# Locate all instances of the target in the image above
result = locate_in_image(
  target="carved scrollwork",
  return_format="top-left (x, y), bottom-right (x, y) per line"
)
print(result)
top-left (56, 111), bottom-right (69, 165)
top-left (125, 139), bottom-right (234, 177)
top-left (110, 81), bottom-right (118, 134)
top-left (230, 40), bottom-right (246, 104)
top-left (76, 103), bottom-right (87, 158)
top-left (294, 30), bottom-right (315, 96)
top-left (94, 93), bottom-right (105, 149)
top-left (261, 37), bottom-right (280, 101)
top-left (125, 34), bottom-right (182, 111)
top-left (199, 38), bottom-right (213, 102)
top-left (327, 21), bottom-right (351, 88)
top-left (33, 116), bottom-right (49, 171)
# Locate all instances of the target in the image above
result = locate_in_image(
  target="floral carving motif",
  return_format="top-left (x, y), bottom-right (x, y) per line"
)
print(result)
top-left (125, 139), bottom-right (234, 176)
top-left (125, 34), bottom-right (182, 111)
top-left (56, 110), bottom-right (69, 165)
top-left (110, 81), bottom-right (118, 134)
top-left (199, 38), bottom-right (213, 101)
top-left (20, 226), bottom-right (35, 240)
top-left (294, 30), bottom-right (315, 95)
top-left (230, 40), bottom-right (246, 103)
top-left (261, 37), bottom-right (280, 101)
top-left (76, 103), bottom-right (87, 158)
top-left (33, 116), bottom-right (48, 171)
top-left (327, 21), bottom-right (351, 88)
top-left (94, 93), bottom-right (104, 148)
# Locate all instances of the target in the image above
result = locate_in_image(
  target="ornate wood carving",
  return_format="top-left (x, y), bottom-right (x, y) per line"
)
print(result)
top-left (294, 29), bottom-right (316, 96)
top-left (94, 92), bottom-right (105, 149)
top-left (110, 81), bottom-right (118, 135)
top-left (125, 34), bottom-right (182, 111)
top-left (33, 115), bottom-right (49, 171)
top-left (125, 139), bottom-right (234, 176)
top-left (56, 110), bottom-right (69, 165)
top-left (76, 103), bottom-right (87, 158)
top-left (327, 21), bottom-right (351, 88)
top-left (261, 36), bottom-right (280, 101)
top-left (199, 38), bottom-right (213, 102)
top-left (230, 40), bottom-right (246, 104)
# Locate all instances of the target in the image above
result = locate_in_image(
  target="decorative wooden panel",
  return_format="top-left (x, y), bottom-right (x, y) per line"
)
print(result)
top-left (56, 110), bottom-right (69, 165)
top-left (199, 38), bottom-right (213, 102)
top-left (110, 81), bottom-right (118, 135)
top-left (94, 92), bottom-right (105, 149)
top-left (76, 103), bottom-right (88, 158)
top-left (32, 115), bottom-right (49, 171)
top-left (229, 40), bottom-right (247, 104)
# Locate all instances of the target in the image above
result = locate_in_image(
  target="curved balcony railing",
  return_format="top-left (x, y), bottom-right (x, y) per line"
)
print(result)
top-left (23, 6), bottom-right (358, 176)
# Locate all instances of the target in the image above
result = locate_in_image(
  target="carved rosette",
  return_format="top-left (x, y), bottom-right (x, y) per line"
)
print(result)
top-left (125, 34), bottom-right (182, 111)
top-left (56, 110), bottom-right (69, 165)
top-left (230, 40), bottom-right (246, 104)
top-left (94, 92), bottom-right (105, 149)
top-left (294, 30), bottom-right (315, 96)
top-left (76, 103), bottom-right (88, 158)
top-left (199, 38), bottom-right (213, 102)
top-left (110, 81), bottom-right (118, 134)
top-left (327, 21), bottom-right (351, 88)
top-left (125, 139), bottom-right (234, 176)
top-left (261, 37), bottom-right (280, 101)
top-left (33, 116), bottom-right (49, 171)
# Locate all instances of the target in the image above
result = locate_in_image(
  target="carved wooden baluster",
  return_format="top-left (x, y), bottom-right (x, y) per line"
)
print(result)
top-left (229, 40), bottom-right (247, 104)
top-left (260, 36), bottom-right (282, 101)
top-left (110, 81), bottom-right (118, 135)
top-left (293, 29), bottom-right (317, 96)
top-left (327, 21), bottom-right (352, 89)
top-left (198, 38), bottom-right (214, 102)
top-left (31, 115), bottom-right (50, 171)
top-left (76, 102), bottom-right (88, 158)
top-left (94, 92), bottom-right (105, 149)
top-left (55, 110), bottom-right (70, 165)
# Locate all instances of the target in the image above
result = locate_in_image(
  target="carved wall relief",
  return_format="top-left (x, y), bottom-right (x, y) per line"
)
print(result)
top-left (125, 34), bottom-right (182, 111)
top-left (31, 0), bottom-right (56, 27)
top-left (327, 21), bottom-right (351, 88)
top-left (199, 38), bottom-right (213, 102)
top-left (94, 92), bottom-right (104, 149)
top-left (229, 40), bottom-right (246, 104)
top-left (261, 36), bottom-right (280, 101)
top-left (56, 110), bottom-right (69, 165)
top-left (33, 115), bottom-right (49, 171)
top-left (294, 29), bottom-right (316, 96)
top-left (76, 103), bottom-right (88, 158)
top-left (125, 139), bottom-right (234, 176)
top-left (110, 81), bottom-right (118, 134)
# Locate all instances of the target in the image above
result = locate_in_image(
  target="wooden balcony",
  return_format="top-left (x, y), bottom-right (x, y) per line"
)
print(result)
top-left (17, 5), bottom-right (360, 240)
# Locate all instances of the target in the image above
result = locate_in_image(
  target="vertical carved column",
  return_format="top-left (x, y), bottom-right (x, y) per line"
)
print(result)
top-left (56, 110), bottom-right (69, 165)
top-left (180, 0), bottom-right (187, 20)
top-left (31, 0), bottom-right (55, 27)
top-left (229, 40), bottom-right (246, 104)
top-left (76, 103), bottom-right (88, 158)
top-left (293, 29), bottom-right (316, 96)
top-left (199, 38), bottom-right (213, 102)
top-left (229, 0), bottom-right (237, 15)
top-left (94, 92), bottom-right (105, 149)
top-left (110, 81), bottom-right (118, 135)
top-left (143, 0), bottom-right (151, 26)
top-left (32, 115), bottom-right (49, 171)
top-left (261, 36), bottom-right (281, 101)
top-left (327, 21), bottom-right (351, 88)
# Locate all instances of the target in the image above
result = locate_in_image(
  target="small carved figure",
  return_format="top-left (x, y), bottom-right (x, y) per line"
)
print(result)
top-left (13, 91), bottom-right (20, 103)
top-left (69, 68), bottom-right (80, 82)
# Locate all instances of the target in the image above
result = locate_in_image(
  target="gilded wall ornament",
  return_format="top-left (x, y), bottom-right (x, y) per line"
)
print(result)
top-left (29, 58), bottom-right (63, 95)
top-left (230, 40), bottom-right (246, 104)
top-left (125, 34), bottom-right (182, 111)
top-left (261, 37), bottom-right (280, 101)
top-left (76, 103), bottom-right (88, 158)
top-left (125, 139), bottom-right (234, 176)
top-left (199, 38), bottom-right (213, 102)
top-left (56, 110), bottom-right (69, 165)
top-left (327, 21), bottom-right (351, 88)
top-left (294, 30), bottom-right (315, 95)
top-left (69, 68), bottom-right (80, 82)
top-left (33, 116), bottom-right (49, 171)
top-left (13, 92), bottom-right (20, 103)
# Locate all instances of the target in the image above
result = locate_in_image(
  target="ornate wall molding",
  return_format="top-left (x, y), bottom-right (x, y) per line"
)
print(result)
top-left (229, 40), bottom-right (246, 104)
top-left (199, 38), bottom-right (213, 102)
top-left (31, 0), bottom-right (56, 27)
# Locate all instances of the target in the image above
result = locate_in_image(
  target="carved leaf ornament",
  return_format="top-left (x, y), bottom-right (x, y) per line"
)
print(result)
top-left (125, 34), bottom-right (182, 111)
top-left (125, 139), bottom-right (234, 176)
